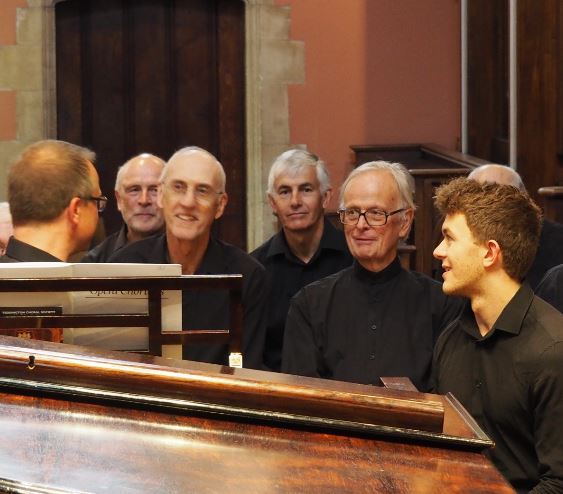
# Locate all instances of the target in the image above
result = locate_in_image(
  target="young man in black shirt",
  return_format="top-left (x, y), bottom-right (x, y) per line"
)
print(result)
top-left (432, 177), bottom-right (563, 493)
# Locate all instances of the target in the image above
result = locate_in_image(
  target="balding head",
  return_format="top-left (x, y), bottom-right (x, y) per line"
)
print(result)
top-left (468, 164), bottom-right (525, 191)
top-left (114, 153), bottom-right (166, 242)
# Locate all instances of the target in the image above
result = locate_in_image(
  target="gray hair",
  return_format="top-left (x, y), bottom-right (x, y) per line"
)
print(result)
top-left (267, 149), bottom-right (331, 195)
top-left (468, 164), bottom-right (525, 191)
top-left (162, 146), bottom-right (226, 190)
top-left (115, 153), bottom-right (166, 190)
top-left (339, 161), bottom-right (415, 210)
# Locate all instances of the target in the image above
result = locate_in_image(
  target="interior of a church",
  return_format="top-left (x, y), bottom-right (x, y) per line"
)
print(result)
top-left (0, 1), bottom-right (561, 492)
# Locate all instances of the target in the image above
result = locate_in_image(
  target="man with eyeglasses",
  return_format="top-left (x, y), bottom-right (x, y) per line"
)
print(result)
top-left (109, 146), bottom-right (268, 370)
top-left (83, 153), bottom-right (165, 262)
top-left (282, 161), bottom-right (463, 391)
top-left (251, 149), bottom-right (352, 371)
top-left (0, 139), bottom-right (104, 263)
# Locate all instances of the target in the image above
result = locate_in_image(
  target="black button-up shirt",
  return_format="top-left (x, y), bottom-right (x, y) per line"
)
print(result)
top-left (82, 225), bottom-right (129, 263)
top-left (282, 257), bottom-right (463, 391)
top-left (251, 219), bottom-right (352, 371)
top-left (432, 284), bottom-right (563, 493)
top-left (109, 234), bottom-right (269, 370)
top-left (0, 237), bottom-right (61, 262)
top-left (536, 264), bottom-right (563, 314)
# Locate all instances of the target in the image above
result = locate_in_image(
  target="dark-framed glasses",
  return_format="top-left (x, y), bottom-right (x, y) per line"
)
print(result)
top-left (82, 195), bottom-right (108, 213)
top-left (338, 207), bottom-right (406, 227)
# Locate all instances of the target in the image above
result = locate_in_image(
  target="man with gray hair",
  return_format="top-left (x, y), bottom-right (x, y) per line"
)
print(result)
top-left (251, 149), bottom-right (352, 371)
top-left (83, 153), bottom-right (165, 262)
top-left (109, 146), bottom-right (268, 369)
top-left (468, 163), bottom-right (563, 289)
top-left (282, 161), bottom-right (463, 390)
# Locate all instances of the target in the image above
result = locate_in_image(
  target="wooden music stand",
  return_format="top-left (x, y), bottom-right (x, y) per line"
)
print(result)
top-left (0, 274), bottom-right (243, 360)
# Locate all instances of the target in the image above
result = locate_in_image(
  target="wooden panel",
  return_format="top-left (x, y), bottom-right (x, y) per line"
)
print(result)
top-left (56, 0), bottom-right (247, 248)
top-left (467, 0), bottom-right (509, 163)
top-left (517, 0), bottom-right (561, 210)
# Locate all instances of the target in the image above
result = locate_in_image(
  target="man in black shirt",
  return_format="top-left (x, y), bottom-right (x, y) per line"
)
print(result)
top-left (432, 177), bottom-right (563, 493)
top-left (1, 140), bottom-right (104, 263)
top-left (83, 153), bottom-right (165, 262)
top-left (468, 164), bottom-right (563, 289)
top-left (536, 264), bottom-right (563, 313)
top-left (251, 149), bottom-right (352, 371)
top-left (110, 147), bottom-right (268, 370)
top-left (282, 161), bottom-right (463, 390)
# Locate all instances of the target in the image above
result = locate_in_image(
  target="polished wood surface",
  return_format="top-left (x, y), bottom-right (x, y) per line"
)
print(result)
top-left (0, 337), bottom-right (515, 493)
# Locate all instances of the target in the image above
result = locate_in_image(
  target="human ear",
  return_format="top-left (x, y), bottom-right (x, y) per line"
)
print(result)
top-left (321, 188), bottom-right (332, 209)
top-left (483, 239), bottom-right (501, 269)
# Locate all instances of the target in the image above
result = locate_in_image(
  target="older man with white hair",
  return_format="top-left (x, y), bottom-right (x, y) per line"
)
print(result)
top-left (251, 149), bottom-right (352, 371)
top-left (282, 161), bottom-right (463, 390)
top-left (110, 146), bottom-right (268, 369)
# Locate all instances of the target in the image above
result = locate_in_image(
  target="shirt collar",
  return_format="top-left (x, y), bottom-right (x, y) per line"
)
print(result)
top-left (353, 256), bottom-right (402, 285)
top-left (5, 237), bottom-right (62, 262)
top-left (459, 283), bottom-right (534, 340)
top-left (265, 217), bottom-right (347, 262)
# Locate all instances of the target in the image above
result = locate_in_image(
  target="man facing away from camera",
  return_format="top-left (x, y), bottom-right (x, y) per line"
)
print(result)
top-left (282, 161), bottom-right (463, 390)
top-left (109, 146), bottom-right (268, 369)
top-left (251, 149), bottom-right (352, 371)
top-left (1, 139), bottom-right (104, 263)
top-left (83, 153), bottom-right (165, 262)
top-left (432, 177), bottom-right (563, 493)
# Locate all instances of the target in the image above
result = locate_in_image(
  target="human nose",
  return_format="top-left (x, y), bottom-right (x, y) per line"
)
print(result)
top-left (138, 188), bottom-right (152, 205)
top-left (179, 186), bottom-right (197, 207)
top-left (289, 189), bottom-right (302, 206)
top-left (433, 239), bottom-right (446, 260)
top-left (356, 212), bottom-right (370, 229)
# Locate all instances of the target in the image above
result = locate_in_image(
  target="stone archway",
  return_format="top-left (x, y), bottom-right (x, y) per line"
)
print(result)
top-left (0, 0), bottom-right (304, 247)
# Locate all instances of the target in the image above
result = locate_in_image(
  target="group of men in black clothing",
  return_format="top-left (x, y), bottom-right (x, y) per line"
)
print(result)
top-left (1, 139), bottom-right (562, 492)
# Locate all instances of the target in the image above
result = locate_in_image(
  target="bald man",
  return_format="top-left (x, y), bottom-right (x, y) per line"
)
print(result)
top-left (83, 153), bottom-right (165, 262)
top-left (1, 140), bottom-right (103, 263)
top-left (109, 146), bottom-right (268, 369)
top-left (468, 164), bottom-right (563, 288)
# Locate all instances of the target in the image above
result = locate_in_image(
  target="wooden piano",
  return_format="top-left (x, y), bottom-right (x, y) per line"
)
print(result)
top-left (0, 336), bottom-right (514, 493)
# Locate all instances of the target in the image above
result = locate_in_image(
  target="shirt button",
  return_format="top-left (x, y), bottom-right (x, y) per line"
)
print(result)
top-left (371, 325), bottom-right (377, 331)
top-left (369, 353), bottom-right (376, 360)
top-left (475, 381), bottom-right (482, 389)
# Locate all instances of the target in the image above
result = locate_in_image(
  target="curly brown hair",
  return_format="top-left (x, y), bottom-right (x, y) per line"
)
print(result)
top-left (8, 140), bottom-right (96, 226)
top-left (434, 177), bottom-right (542, 281)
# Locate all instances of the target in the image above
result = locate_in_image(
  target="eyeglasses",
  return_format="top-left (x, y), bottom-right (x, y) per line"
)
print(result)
top-left (82, 195), bottom-right (108, 213)
top-left (163, 181), bottom-right (223, 204)
top-left (338, 207), bottom-right (406, 227)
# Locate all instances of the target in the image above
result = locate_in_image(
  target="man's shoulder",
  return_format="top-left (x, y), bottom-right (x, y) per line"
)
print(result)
top-left (528, 296), bottom-right (563, 341)
top-left (82, 230), bottom-right (122, 263)
top-left (108, 234), bottom-right (165, 263)
top-left (215, 239), bottom-right (266, 275)
top-left (297, 265), bottom-right (353, 296)
top-left (249, 235), bottom-right (276, 264)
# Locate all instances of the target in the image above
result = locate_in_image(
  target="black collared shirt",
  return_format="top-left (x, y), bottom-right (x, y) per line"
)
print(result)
top-left (109, 234), bottom-right (269, 370)
top-left (82, 225), bottom-right (129, 263)
top-left (536, 264), bottom-right (563, 314)
top-left (432, 284), bottom-right (563, 493)
top-left (282, 257), bottom-right (463, 391)
top-left (0, 237), bottom-right (62, 262)
top-left (251, 219), bottom-right (353, 371)
top-left (526, 219), bottom-right (563, 289)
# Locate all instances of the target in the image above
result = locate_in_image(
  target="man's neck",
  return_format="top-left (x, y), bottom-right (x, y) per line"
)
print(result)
top-left (470, 273), bottom-right (521, 337)
top-left (284, 219), bottom-right (325, 263)
top-left (166, 231), bottom-right (209, 275)
top-left (13, 224), bottom-right (71, 261)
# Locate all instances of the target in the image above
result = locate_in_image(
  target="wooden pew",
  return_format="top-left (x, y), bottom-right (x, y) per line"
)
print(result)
top-left (0, 336), bottom-right (515, 493)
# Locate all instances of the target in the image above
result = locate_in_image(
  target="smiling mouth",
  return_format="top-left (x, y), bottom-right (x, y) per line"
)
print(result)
top-left (177, 214), bottom-right (197, 222)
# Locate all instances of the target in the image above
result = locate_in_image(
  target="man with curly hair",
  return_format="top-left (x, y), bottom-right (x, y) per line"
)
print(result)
top-left (432, 177), bottom-right (563, 493)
